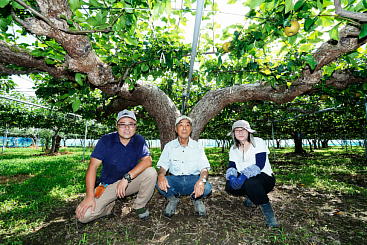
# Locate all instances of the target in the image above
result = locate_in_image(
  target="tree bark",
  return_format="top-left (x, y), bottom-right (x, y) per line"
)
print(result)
top-left (321, 139), bottom-right (329, 148)
top-left (293, 132), bottom-right (306, 154)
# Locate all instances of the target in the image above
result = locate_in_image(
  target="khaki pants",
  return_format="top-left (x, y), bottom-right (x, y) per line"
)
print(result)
top-left (78, 167), bottom-right (157, 223)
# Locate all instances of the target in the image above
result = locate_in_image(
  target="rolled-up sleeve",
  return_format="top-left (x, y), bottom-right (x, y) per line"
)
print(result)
top-left (157, 144), bottom-right (171, 171)
top-left (198, 145), bottom-right (210, 171)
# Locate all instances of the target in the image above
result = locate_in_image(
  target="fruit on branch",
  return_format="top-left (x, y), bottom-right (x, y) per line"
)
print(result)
top-left (222, 42), bottom-right (231, 53)
top-left (284, 20), bottom-right (300, 37)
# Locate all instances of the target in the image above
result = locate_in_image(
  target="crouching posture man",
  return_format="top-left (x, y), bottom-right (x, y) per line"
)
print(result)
top-left (156, 115), bottom-right (212, 217)
top-left (75, 110), bottom-right (157, 223)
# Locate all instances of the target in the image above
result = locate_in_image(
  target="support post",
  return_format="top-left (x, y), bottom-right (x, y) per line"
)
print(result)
top-left (181, 0), bottom-right (204, 114)
top-left (2, 124), bottom-right (8, 153)
top-left (364, 99), bottom-right (367, 158)
top-left (271, 122), bottom-right (275, 159)
top-left (82, 121), bottom-right (88, 161)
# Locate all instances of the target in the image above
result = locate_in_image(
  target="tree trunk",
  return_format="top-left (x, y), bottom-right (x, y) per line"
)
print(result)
top-left (275, 139), bottom-right (281, 148)
top-left (50, 129), bottom-right (61, 153)
top-left (321, 139), bottom-right (328, 148)
top-left (293, 132), bottom-right (306, 154)
top-left (307, 139), bottom-right (314, 152)
top-left (44, 138), bottom-right (50, 151)
top-left (312, 139), bottom-right (317, 150)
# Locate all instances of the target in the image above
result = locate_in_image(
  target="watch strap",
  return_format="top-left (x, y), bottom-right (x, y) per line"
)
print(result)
top-left (123, 173), bottom-right (132, 183)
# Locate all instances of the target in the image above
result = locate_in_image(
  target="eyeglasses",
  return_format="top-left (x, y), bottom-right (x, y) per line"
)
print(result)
top-left (117, 123), bottom-right (136, 129)
top-left (234, 129), bottom-right (247, 134)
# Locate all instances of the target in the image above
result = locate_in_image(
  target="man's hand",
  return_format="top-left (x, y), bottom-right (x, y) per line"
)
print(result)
top-left (157, 175), bottom-right (170, 192)
top-left (75, 196), bottom-right (95, 219)
top-left (116, 178), bottom-right (128, 198)
top-left (192, 179), bottom-right (205, 198)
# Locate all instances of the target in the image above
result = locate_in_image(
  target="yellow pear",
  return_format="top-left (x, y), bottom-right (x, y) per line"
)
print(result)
top-left (284, 20), bottom-right (300, 37)
top-left (222, 42), bottom-right (231, 53)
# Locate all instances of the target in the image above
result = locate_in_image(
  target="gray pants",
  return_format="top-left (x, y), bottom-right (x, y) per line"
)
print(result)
top-left (78, 167), bottom-right (157, 223)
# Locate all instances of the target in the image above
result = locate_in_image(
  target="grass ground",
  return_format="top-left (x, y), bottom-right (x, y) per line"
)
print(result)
top-left (0, 146), bottom-right (366, 244)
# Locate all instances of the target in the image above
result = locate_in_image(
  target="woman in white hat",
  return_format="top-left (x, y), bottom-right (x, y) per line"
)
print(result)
top-left (225, 120), bottom-right (279, 228)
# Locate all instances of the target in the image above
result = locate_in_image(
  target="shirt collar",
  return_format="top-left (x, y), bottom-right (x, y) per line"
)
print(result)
top-left (174, 137), bottom-right (194, 148)
top-left (112, 132), bottom-right (136, 145)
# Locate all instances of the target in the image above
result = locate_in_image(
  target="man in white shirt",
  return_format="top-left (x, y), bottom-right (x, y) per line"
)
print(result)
top-left (156, 115), bottom-right (212, 217)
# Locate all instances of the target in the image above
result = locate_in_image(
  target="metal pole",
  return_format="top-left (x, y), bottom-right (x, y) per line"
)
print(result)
top-left (2, 124), bottom-right (8, 153)
top-left (181, 0), bottom-right (205, 115)
top-left (271, 122), bottom-right (276, 159)
top-left (82, 121), bottom-right (88, 161)
top-left (364, 99), bottom-right (367, 158)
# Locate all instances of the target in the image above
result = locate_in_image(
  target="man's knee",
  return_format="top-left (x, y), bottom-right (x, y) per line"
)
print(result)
top-left (77, 209), bottom-right (94, 224)
top-left (143, 167), bottom-right (158, 179)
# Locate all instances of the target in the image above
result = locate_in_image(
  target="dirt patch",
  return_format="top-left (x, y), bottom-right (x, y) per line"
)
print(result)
top-left (331, 173), bottom-right (367, 188)
top-left (0, 174), bottom-right (34, 184)
top-left (14, 177), bottom-right (367, 245)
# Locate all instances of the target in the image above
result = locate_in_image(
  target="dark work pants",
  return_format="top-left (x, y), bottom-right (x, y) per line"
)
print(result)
top-left (225, 172), bottom-right (275, 205)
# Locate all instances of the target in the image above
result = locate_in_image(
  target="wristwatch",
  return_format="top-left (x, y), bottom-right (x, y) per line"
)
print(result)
top-left (123, 173), bottom-right (132, 183)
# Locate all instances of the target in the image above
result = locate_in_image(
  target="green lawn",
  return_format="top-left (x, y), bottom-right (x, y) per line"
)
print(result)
top-left (0, 146), bottom-right (366, 244)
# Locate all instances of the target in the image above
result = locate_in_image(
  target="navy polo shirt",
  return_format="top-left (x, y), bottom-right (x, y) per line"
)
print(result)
top-left (91, 132), bottom-right (150, 185)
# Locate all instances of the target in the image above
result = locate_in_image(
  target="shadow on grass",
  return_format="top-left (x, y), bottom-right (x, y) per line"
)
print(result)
top-left (5, 178), bottom-right (367, 245)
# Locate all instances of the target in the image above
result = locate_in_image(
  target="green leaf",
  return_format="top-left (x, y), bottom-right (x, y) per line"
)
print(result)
top-left (11, 0), bottom-right (23, 9)
top-left (141, 64), bottom-right (149, 72)
top-left (316, 0), bottom-right (323, 9)
top-left (72, 97), bottom-right (81, 112)
top-left (75, 73), bottom-right (84, 86)
top-left (294, 0), bottom-right (305, 11)
top-left (299, 44), bottom-right (314, 53)
top-left (68, 0), bottom-right (80, 11)
top-left (0, 15), bottom-right (11, 31)
top-left (285, 0), bottom-right (294, 13)
top-left (244, 0), bottom-right (264, 9)
top-left (359, 24), bottom-right (367, 39)
top-left (304, 55), bottom-right (318, 70)
top-left (304, 17), bottom-right (317, 32)
top-left (124, 35), bottom-right (138, 46)
top-left (323, 65), bottom-right (335, 76)
top-left (0, 0), bottom-right (10, 8)
top-left (363, 0), bottom-right (367, 8)
top-left (329, 25), bottom-right (339, 40)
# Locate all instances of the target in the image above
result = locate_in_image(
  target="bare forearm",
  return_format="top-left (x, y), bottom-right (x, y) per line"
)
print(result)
top-left (85, 168), bottom-right (97, 198)
top-left (158, 167), bottom-right (167, 177)
top-left (129, 156), bottom-right (152, 179)
top-left (85, 158), bottom-right (101, 198)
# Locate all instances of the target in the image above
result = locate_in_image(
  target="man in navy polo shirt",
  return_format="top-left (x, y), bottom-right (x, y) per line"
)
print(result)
top-left (76, 109), bottom-right (157, 223)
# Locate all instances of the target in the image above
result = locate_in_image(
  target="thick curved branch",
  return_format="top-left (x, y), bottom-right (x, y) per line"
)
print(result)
top-left (190, 70), bottom-right (366, 139)
top-left (14, 0), bottom-right (111, 34)
top-left (98, 82), bottom-right (180, 147)
top-left (0, 41), bottom-right (73, 79)
top-left (190, 23), bottom-right (367, 139)
top-left (334, 0), bottom-right (367, 22)
top-left (0, 64), bottom-right (42, 75)
top-left (11, 0), bottom-right (116, 87)
top-left (313, 25), bottom-right (365, 71)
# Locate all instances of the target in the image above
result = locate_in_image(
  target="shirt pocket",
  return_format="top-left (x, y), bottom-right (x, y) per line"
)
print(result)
top-left (170, 158), bottom-right (182, 173)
